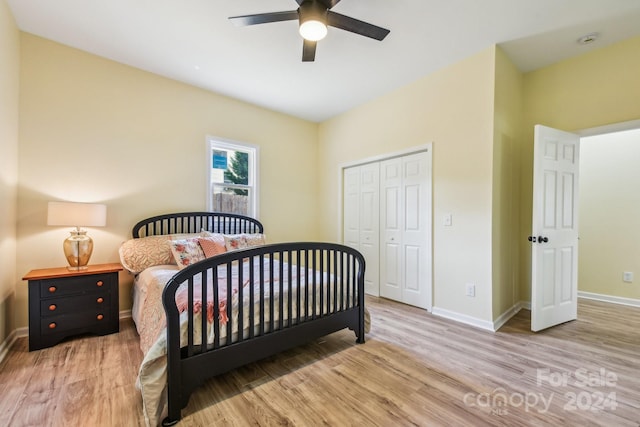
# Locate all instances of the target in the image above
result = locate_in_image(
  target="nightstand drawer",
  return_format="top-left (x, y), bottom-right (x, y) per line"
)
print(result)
top-left (40, 273), bottom-right (112, 297)
top-left (40, 293), bottom-right (110, 316)
top-left (41, 310), bottom-right (112, 334)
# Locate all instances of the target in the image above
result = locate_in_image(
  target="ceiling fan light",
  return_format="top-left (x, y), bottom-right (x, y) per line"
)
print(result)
top-left (299, 20), bottom-right (327, 41)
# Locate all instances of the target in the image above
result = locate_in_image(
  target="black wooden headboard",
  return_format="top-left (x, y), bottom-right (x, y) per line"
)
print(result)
top-left (132, 212), bottom-right (264, 238)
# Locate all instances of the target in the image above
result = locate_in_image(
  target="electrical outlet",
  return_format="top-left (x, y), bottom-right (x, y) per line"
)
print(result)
top-left (465, 283), bottom-right (475, 297)
top-left (443, 213), bottom-right (453, 227)
top-left (623, 272), bottom-right (634, 283)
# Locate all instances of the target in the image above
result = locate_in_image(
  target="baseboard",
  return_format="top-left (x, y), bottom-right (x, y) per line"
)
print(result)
top-left (0, 330), bottom-right (18, 364)
top-left (431, 307), bottom-right (494, 331)
top-left (433, 300), bottom-right (533, 333)
top-left (492, 302), bottom-right (524, 331)
top-left (578, 291), bottom-right (640, 308)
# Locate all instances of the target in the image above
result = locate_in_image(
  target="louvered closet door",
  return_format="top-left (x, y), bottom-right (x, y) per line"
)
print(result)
top-left (380, 152), bottom-right (431, 309)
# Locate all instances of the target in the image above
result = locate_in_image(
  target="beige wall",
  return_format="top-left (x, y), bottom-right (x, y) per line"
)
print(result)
top-left (318, 47), bottom-right (497, 323)
top-left (579, 129), bottom-right (640, 300)
top-left (0, 0), bottom-right (20, 343)
top-left (16, 34), bottom-right (319, 329)
top-left (491, 47), bottom-right (524, 318)
top-left (520, 35), bottom-right (640, 301)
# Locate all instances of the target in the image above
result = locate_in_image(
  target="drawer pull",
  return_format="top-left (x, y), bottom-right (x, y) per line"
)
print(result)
top-left (48, 322), bottom-right (57, 329)
top-left (96, 280), bottom-right (104, 287)
top-left (97, 314), bottom-right (104, 321)
top-left (48, 304), bottom-right (57, 311)
top-left (96, 297), bottom-right (104, 304)
top-left (48, 286), bottom-right (57, 293)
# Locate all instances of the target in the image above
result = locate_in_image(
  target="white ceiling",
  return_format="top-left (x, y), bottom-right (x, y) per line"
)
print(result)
top-left (7, 0), bottom-right (640, 122)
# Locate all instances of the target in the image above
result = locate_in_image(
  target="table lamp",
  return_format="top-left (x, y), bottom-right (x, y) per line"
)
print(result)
top-left (47, 201), bottom-right (107, 270)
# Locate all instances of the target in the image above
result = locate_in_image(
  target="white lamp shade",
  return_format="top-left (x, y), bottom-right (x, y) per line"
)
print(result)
top-left (47, 201), bottom-right (107, 227)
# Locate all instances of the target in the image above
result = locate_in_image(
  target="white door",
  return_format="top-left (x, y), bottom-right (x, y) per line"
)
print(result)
top-left (343, 167), bottom-right (360, 250)
top-left (380, 152), bottom-right (432, 309)
top-left (343, 164), bottom-right (380, 296)
top-left (380, 157), bottom-right (403, 302)
top-left (359, 163), bottom-right (380, 296)
top-left (531, 125), bottom-right (580, 332)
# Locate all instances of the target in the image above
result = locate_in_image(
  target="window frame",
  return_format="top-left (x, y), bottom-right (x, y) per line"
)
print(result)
top-left (206, 136), bottom-right (259, 218)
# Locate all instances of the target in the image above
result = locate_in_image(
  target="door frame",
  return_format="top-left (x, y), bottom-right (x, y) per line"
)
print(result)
top-left (576, 119), bottom-right (640, 138)
top-left (338, 143), bottom-right (433, 309)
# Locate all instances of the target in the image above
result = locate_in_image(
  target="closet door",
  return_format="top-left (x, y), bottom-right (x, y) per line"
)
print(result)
top-left (343, 164), bottom-right (380, 296)
top-left (379, 158), bottom-right (403, 302)
top-left (358, 163), bottom-right (380, 296)
top-left (380, 152), bottom-right (431, 309)
top-left (343, 167), bottom-right (360, 251)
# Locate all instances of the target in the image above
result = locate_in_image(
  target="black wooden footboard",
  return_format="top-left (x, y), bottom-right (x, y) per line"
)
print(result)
top-left (161, 242), bottom-right (366, 426)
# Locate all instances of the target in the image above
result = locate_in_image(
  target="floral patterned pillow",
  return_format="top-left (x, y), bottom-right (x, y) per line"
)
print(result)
top-left (169, 238), bottom-right (205, 269)
top-left (224, 233), bottom-right (267, 251)
top-left (245, 233), bottom-right (267, 247)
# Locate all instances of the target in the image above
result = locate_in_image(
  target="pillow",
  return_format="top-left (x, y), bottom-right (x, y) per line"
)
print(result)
top-left (118, 232), bottom-right (205, 274)
top-left (197, 234), bottom-right (227, 258)
top-left (169, 238), bottom-right (205, 269)
top-left (119, 235), bottom-right (175, 275)
top-left (224, 234), bottom-right (247, 252)
top-left (224, 233), bottom-right (267, 252)
top-left (245, 233), bottom-right (267, 247)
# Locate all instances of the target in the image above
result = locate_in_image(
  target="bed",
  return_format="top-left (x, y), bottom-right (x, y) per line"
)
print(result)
top-left (120, 212), bottom-right (366, 426)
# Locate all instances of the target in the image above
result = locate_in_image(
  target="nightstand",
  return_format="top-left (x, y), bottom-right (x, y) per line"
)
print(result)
top-left (23, 263), bottom-right (122, 351)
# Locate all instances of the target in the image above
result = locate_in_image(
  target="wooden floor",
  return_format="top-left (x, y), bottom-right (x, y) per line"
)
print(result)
top-left (1, 297), bottom-right (639, 426)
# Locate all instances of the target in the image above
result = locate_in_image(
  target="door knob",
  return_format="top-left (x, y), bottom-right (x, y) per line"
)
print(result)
top-left (528, 236), bottom-right (537, 243)
top-left (538, 236), bottom-right (549, 243)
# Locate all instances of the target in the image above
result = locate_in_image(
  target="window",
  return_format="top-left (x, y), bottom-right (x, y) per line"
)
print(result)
top-left (207, 137), bottom-right (258, 217)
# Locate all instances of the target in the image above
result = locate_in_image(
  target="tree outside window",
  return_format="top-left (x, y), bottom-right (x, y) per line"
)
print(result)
top-left (224, 151), bottom-right (249, 195)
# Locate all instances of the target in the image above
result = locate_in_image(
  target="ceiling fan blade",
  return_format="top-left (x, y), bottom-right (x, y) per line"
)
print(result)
top-left (327, 11), bottom-right (390, 41)
top-left (302, 40), bottom-right (317, 62)
top-left (229, 11), bottom-right (298, 27)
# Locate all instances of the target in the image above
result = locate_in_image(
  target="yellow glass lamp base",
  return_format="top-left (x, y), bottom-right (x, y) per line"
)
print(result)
top-left (63, 229), bottom-right (94, 270)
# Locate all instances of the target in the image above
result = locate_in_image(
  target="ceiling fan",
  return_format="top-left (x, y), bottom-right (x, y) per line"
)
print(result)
top-left (229, 0), bottom-right (390, 62)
